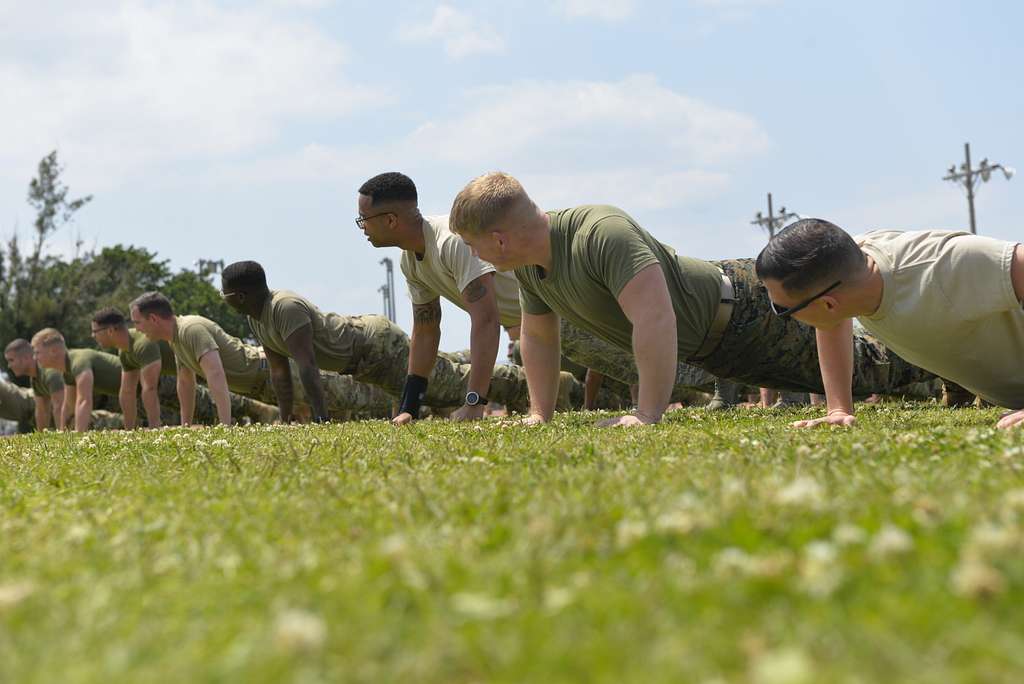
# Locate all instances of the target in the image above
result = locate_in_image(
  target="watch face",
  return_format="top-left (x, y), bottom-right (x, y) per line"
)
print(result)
top-left (466, 391), bottom-right (480, 406)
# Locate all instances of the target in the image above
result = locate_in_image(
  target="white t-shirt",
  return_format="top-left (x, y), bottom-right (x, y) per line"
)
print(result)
top-left (856, 229), bottom-right (1024, 408)
top-left (400, 215), bottom-right (522, 328)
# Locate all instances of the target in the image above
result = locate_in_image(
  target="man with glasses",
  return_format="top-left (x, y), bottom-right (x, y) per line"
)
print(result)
top-left (757, 219), bottom-right (1024, 430)
top-left (448, 172), bottom-right (933, 427)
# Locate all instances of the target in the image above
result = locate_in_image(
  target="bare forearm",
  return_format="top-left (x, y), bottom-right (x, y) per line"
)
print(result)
top-left (522, 332), bottom-right (560, 419)
top-left (177, 379), bottom-right (196, 425)
top-left (467, 318), bottom-right (500, 395)
top-left (120, 388), bottom-right (137, 429)
top-left (141, 387), bottom-right (161, 428)
top-left (632, 316), bottom-right (677, 422)
top-left (817, 320), bottom-right (855, 415)
top-left (270, 370), bottom-right (295, 420)
top-left (408, 324), bottom-right (441, 378)
top-left (35, 403), bottom-right (49, 431)
top-left (75, 398), bottom-right (91, 432)
top-left (296, 365), bottom-right (328, 421)
top-left (209, 380), bottom-right (232, 425)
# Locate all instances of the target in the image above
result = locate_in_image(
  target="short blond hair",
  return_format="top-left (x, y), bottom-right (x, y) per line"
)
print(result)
top-left (450, 171), bottom-right (533, 236)
top-left (31, 328), bottom-right (66, 348)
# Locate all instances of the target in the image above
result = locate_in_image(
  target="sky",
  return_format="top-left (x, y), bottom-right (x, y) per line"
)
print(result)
top-left (1, 0), bottom-right (1021, 351)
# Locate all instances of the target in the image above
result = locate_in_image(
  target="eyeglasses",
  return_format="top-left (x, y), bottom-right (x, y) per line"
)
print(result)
top-left (770, 280), bottom-right (842, 318)
top-left (355, 211), bottom-right (393, 229)
top-left (90, 326), bottom-right (112, 336)
top-left (220, 291), bottom-right (243, 300)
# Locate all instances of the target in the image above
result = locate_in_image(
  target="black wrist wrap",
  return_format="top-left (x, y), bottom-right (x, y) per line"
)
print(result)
top-left (399, 374), bottom-right (429, 418)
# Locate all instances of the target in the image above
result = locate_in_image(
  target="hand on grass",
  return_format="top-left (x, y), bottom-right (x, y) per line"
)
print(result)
top-left (792, 411), bottom-right (856, 429)
top-left (450, 404), bottom-right (486, 422)
top-left (596, 413), bottom-right (657, 428)
top-left (521, 413), bottom-right (547, 426)
top-left (996, 409), bottom-right (1024, 430)
top-left (392, 412), bottom-right (414, 426)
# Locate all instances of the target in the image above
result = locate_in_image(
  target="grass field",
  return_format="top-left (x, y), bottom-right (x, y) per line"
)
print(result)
top-left (2, 404), bottom-right (1024, 683)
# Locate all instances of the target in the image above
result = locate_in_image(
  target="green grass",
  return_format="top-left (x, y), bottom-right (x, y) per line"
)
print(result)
top-left (2, 404), bottom-right (1024, 683)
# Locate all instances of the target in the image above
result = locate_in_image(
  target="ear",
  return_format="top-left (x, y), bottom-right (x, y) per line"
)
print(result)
top-left (821, 296), bottom-right (839, 312)
top-left (493, 231), bottom-right (506, 251)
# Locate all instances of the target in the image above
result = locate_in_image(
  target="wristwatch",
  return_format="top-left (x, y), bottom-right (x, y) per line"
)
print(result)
top-left (465, 391), bottom-right (489, 407)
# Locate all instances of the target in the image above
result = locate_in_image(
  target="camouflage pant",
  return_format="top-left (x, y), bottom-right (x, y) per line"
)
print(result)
top-left (157, 376), bottom-right (281, 426)
top-left (341, 314), bottom-right (542, 412)
top-left (695, 259), bottom-right (936, 395)
top-left (507, 338), bottom-right (634, 409)
top-left (247, 361), bottom-right (394, 420)
top-left (558, 320), bottom-right (718, 403)
top-left (0, 378), bottom-right (124, 432)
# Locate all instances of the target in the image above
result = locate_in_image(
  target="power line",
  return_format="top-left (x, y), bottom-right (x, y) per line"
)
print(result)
top-left (943, 142), bottom-right (1014, 235)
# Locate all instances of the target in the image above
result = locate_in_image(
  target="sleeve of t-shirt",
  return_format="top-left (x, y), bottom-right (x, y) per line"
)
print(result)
top-left (936, 235), bottom-right (1020, 318)
top-left (400, 254), bottom-right (439, 306)
top-left (118, 349), bottom-right (140, 371)
top-left (135, 338), bottom-right (162, 367)
top-left (65, 353), bottom-right (90, 385)
top-left (273, 297), bottom-right (315, 341)
top-left (181, 323), bottom-right (219, 362)
top-left (46, 370), bottom-right (64, 395)
top-left (441, 232), bottom-right (496, 295)
top-left (518, 276), bottom-right (552, 316)
top-left (583, 218), bottom-right (661, 298)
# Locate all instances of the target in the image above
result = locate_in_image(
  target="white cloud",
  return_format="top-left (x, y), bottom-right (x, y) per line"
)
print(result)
top-left (0, 2), bottom-right (385, 189)
top-left (397, 5), bottom-right (506, 59)
top-left (555, 0), bottom-right (637, 21)
top-left (207, 75), bottom-right (768, 212)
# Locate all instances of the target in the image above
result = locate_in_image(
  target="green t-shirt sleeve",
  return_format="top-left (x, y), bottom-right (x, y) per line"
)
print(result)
top-left (134, 336), bottom-right (162, 368)
top-left (584, 218), bottom-right (661, 298)
top-left (518, 277), bottom-right (552, 316)
top-left (181, 323), bottom-right (220, 362)
top-left (65, 352), bottom-right (91, 386)
top-left (118, 349), bottom-right (139, 371)
top-left (273, 297), bottom-right (314, 341)
top-left (45, 369), bottom-right (64, 395)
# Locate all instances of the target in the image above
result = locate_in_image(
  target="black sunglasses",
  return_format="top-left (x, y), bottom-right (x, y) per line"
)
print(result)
top-left (355, 211), bottom-right (394, 229)
top-left (770, 280), bottom-right (842, 318)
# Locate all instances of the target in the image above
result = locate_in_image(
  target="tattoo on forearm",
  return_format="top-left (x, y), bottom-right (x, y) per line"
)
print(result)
top-left (413, 300), bottom-right (442, 323)
top-left (464, 278), bottom-right (488, 304)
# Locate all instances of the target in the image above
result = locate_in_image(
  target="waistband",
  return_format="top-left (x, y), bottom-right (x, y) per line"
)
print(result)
top-left (690, 272), bottom-right (735, 361)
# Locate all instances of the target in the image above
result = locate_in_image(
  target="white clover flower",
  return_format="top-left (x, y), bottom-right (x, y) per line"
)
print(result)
top-left (951, 558), bottom-right (1006, 599)
top-left (869, 525), bottom-right (914, 558)
top-left (799, 541), bottom-right (841, 597)
top-left (378, 534), bottom-right (408, 559)
top-left (964, 523), bottom-right (1019, 559)
top-left (451, 592), bottom-right (516, 619)
top-left (832, 523), bottom-right (867, 546)
top-left (273, 609), bottom-right (327, 653)
top-left (543, 586), bottom-right (574, 612)
top-left (794, 445), bottom-right (812, 458)
top-left (774, 477), bottom-right (824, 509)
top-left (615, 519), bottom-right (649, 548)
top-left (713, 547), bottom-right (752, 576)
top-left (654, 510), bottom-right (699, 535)
top-left (750, 647), bottom-right (814, 684)
top-left (211, 439), bottom-right (230, 448)
top-left (0, 582), bottom-right (35, 609)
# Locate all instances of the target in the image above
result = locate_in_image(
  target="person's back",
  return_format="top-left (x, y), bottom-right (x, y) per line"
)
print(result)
top-left (172, 315), bottom-right (266, 395)
top-left (855, 229), bottom-right (1024, 408)
top-left (64, 349), bottom-right (122, 396)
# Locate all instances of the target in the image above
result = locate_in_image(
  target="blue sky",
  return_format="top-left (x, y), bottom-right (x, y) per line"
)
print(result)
top-left (1, 0), bottom-right (1021, 350)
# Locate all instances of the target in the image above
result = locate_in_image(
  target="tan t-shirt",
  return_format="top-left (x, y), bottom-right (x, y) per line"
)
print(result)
top-left (516, 205), bottom-right (723, 359)
top-left (248, 290), bottom-right (358, 374)
top-left (171, 315), bottom-right (266, 395)
top-left (857, 230), bottom-right (1024, 408)
top-left (401, 215), bottom-right (522, 327)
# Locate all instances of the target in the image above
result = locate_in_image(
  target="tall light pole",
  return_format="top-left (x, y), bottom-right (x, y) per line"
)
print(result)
top-left (379, 257), bottom-right (396, 322)
top-left (943, 142), bottom-right (1014, 234)
top-left (751, 192), bottom-right (799, 240)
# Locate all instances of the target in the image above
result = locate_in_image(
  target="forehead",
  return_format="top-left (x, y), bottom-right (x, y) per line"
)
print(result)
top-left (357, 193), bottom-right (374, 213)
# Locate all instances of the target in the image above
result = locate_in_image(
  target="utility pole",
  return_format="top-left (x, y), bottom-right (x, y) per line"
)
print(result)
top-left (943, 142), bottom-right (1014, 235)
top-left (379, 257), bottom-right (396, 322)
top-left (193, 258), bottom-right (225, 280)
top-left (751, 192), bottom-right (799, 240)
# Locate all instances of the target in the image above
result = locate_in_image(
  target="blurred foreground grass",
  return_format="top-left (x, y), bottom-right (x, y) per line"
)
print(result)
top-left (2, 403), bottom-right (1024, 683)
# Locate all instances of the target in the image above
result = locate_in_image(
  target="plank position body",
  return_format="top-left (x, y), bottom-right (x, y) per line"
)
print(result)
top-left (217, 262), bottom-right (537, 415)
top-left (449, 173), bottom-right (935, 427)
top-left (31, 328), bottom-right (123, 432)
top-left (5, 338), bottom-right (65, 430)
top-left (129, 292), bottom-right (390, 424)
top-left (756, 219), bottom-right (1024, 430)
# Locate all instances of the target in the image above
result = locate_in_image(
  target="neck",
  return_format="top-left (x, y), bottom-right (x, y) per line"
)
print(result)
top-left (847, 258), bottom-right (885, 317)
top-left (114, 329), bottom-right (131, 350)
top-left (397, 210), bottom-right (426, 253)
top-left (525, 212), bottom-right (553, 272)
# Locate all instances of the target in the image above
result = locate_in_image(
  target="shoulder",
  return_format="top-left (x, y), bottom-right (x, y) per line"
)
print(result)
top-left (270, 290), bottom-right (314, 316)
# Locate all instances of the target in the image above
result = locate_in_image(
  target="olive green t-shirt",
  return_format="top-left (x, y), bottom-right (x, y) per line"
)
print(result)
top-left (63, 349), bottom-right (123, 396)
top-left (171, 315), bottom-right (266, 395)
top-left (119, 329), bottom-right (176, 376)
top-left (515, 206), bottom-right (723, 359)
top-left (248, 290), bottom-right (357, 374)
top-left (31, 365), bottom-right (65, 399)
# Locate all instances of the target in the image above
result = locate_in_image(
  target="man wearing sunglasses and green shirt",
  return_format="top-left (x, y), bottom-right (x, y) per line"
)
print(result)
top-left (757, 219), bottom-right (1024, 430)
top-left (448, 172), bottom-right (933, 427)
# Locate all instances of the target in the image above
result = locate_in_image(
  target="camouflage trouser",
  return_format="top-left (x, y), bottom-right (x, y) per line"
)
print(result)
top-left (155, 376), bottom-right (280, 426)
top-left (695, 259), bottom-right (937, 395)
top-left (247, 361), bottom-right (394, 420)
top-left (508, 338), bottom-right (633, 409)
top-left (0, 378), bottom-right (125, 432)
top-left (340, 314), bottom-right (540, 412)
top-left (558, 320), bottom-right (718, 404)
